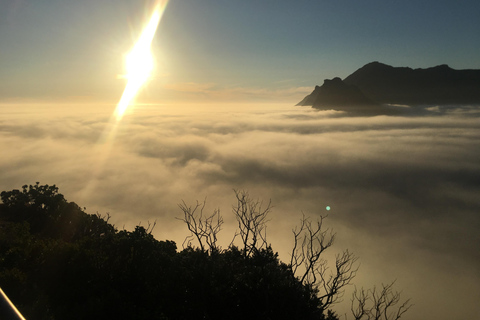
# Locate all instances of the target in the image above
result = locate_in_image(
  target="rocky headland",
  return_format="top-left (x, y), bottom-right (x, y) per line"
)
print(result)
top-left (298, 62), bottom-right (480, 114)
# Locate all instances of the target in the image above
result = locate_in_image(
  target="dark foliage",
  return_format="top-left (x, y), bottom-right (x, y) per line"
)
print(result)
top-left (0, 184), bottom-right (335, 320)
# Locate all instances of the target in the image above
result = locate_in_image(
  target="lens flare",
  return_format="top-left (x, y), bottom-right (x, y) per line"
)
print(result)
top-left (114, 0), bottom-right (169, 121)
top-left (81, 1), bottom-right (169, 202)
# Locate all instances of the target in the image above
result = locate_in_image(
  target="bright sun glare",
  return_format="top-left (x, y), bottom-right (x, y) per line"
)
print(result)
top-left (114, 0), bottom-right (169, 121)
top-left (86, 0), bottom-right (169, 201)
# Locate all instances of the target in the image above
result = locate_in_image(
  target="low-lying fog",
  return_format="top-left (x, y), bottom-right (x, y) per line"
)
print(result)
top-left (1, 102), bottom-right (479, 320)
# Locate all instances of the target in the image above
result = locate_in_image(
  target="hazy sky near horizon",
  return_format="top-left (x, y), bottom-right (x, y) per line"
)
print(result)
top-left (1, 0), bottom-right (480, 102)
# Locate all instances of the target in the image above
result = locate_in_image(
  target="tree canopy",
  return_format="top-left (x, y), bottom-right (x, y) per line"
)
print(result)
top-left (0, 184), bottom-right (410, 320)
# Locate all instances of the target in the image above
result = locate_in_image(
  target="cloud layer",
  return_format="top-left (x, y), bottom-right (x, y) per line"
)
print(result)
top-left (1, 102), bottom-right (479, 320)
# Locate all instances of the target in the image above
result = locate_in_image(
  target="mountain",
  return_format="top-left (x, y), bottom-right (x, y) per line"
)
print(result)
top-left (344, 62), bottom-right (480, 105)
top-left (298, 62), bottom-right (480, 113)
top-left (296, 77), bottom-right (375, 106)
top-left (296, 77), bottom-right (395, 115)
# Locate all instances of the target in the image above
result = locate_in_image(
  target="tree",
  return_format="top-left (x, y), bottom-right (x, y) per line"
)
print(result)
top-left (290, 214), bottom-right (359, 312)
top-left (1, 182), bottom-right (65, 212)
top-left (178, 190), bottom-right (410, 320)
top-left (178, 191), bottom-right (361, 319)
top-left (177, 190), bottom-right (271, 256)
top-left (351, 281), bottom-right (413, 320)
top-left (177, 198), bottom-right (223, 252)
top-left (230, 190), bottom-right (271, 257)
top-left (178, 190), bottom-right (328, 319)
top-left (1, 184), bottom-right (412, 320)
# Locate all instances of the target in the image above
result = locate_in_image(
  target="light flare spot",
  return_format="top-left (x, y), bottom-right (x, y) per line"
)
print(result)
top-left (114, 0), bottom-right (169, 121)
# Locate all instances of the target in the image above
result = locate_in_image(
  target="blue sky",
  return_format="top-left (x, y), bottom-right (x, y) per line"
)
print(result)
top-left (1, 0), bottom-right (479, 102)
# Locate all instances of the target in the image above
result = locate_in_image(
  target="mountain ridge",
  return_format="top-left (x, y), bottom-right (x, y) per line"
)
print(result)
top-left (298, 62), bottom-right (480, 113)
top-left (296, 77), bottom-right (393, 115)
top-left (344, 61), bottom-right (480, 105)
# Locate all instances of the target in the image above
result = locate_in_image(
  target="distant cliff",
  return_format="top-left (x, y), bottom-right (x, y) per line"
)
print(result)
top-left (298, 62), bottom-right (480, 113)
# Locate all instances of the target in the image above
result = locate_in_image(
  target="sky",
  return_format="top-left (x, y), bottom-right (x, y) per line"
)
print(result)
top-left (1, 1), bottom-right (480, 320)
top-left (1, 0), bottom-right (479, 103)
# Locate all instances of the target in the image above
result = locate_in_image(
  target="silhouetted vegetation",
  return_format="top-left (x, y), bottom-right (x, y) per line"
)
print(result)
top-left (0, 184), bottom-right (411, 320)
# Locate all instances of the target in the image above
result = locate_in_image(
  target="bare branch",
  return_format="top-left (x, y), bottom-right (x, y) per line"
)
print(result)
top-left (351, 287), bottom-right (369, 320)
top-left (290, 213), bottom-right (307, 275)
top-left (146, 220), bottom-right (157, 234)
top-left (318, 250), bottom-right (359, 310)
top-left (290, 214), bottom-right (336, 284)
top-left (351, 281), bottom-right (413, 320)
top-left (290, 214), bottom-right (358, 311)
top-left (231, 190), bottom-right (272, 257)
top-left (177, 198), bottom-right (223, 253)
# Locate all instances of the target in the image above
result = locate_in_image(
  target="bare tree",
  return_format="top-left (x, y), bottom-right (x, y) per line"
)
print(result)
top-left (290, 214), bottom-right (358, 311)
top-left (351, 281), bottom-right (413, 320)
top-left (135, 219), bottom-right (157, 234)
top-left (177, 190), bottom-right (272, 256)
top-left (177, 199), bottom-right (223, 252)
top-left (230, 190), bottom-right (271, 257)
top-left (177, 192), bottom-right (411, 320)
top-left (351, 287), bottom-right (369, 320)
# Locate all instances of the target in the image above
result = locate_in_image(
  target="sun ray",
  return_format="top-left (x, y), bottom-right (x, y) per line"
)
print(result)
top-left (114, 0), bottom-right (169, 121)
top-left (81, 1), bottom-right (169, 201)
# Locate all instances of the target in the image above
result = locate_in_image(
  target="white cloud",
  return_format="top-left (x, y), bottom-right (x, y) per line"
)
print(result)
top-left (1, 102), bottom-right (479, 320)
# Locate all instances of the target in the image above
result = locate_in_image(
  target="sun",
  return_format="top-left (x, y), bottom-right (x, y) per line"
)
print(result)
top-left (125, 44), bottom-right (154, 84)
top-left (114, 0), bottom-right (169, 121)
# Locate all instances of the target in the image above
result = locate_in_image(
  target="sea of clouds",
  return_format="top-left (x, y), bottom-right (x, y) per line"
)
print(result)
top-left (1, 102), bottom-right (479, 320)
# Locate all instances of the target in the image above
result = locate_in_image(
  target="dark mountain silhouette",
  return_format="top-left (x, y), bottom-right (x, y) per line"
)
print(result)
top-left (344, 62), bottom-right (480, 105)
top-left (298, 62), bottom-right (480, 114)
top-left (296, 77), bottom-right (396, 115)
